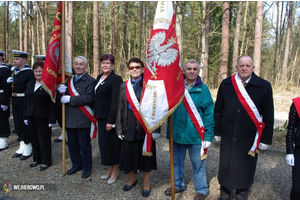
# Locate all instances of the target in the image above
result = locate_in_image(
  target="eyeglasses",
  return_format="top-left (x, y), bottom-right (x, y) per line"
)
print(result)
top-left (129, 66), bottom-right (141, 70)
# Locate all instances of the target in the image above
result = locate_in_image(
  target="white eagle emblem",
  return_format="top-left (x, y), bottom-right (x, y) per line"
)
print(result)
top-left (146, 31), bottom-right (178, 79)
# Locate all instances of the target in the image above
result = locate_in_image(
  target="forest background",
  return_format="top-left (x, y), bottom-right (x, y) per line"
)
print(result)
top-left (0, 1), bottom-right (299, 89)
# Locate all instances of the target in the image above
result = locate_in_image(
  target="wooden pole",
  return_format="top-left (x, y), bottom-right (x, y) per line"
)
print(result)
top-left (61, 1), bottom-right (66, 174)
top-left (169, 115), bottom-right (175, 200)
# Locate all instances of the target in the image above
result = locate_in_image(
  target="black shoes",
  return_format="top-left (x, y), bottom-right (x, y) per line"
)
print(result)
top-left (142, 188), bottom-right (151, 197)
top-left (67, 167), bottom-right (82, 175)
top-left (164, 187), bottom-right (184, 196)
top-left (54, 138), bottom-right (62, 142)
top-left (40, 165), bottom-right (50, 171)
top-left (81, 171), bottom-right (91, 178)
top-left (20, 154), bottom-right (32, 160)
top-left (12, 153), bottom-right (22, 158)
top-left (29, 162), bottom-right (42, 168)
top-left (123, 180), bottom-right (137, 191)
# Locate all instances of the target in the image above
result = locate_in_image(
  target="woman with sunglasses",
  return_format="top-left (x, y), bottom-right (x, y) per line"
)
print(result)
top-left (116, 58), bottom-right (159, 197)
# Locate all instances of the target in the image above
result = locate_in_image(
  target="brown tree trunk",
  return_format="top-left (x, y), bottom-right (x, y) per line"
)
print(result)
top-left (219, 1), bottom-right (230, 84)
top-left (201, 1), bottom-right (213, 84)
top-left (176, 2), bottom-right (182, 56)
top-left (93, 1), bottom-right (100, 78)
top-left (138, 1), bottom-right (143, 58)
top-left (232, 1), bottom-right (242, 71)
top-left (35, 1), bottom-right (46, 55)
top-left (122, 2), bottom-right (128, 60)
top-left (6, 2), bottom-right (9, 61)
top-left (19, 2), bottom-right (23, 51)
top-left (84, 2), bottom-right (89, 58)
top-left (110, 2), bottom-right (115, 55)
top-left (272, 1), bottom-right (280, 85)
top-left (254, 1), bottom-right (264, 76)
top-left (45, 2), bottom-right (48, 46)
top-left (67, 2), bottom-right (74, 62)
top-left (281, 1), bottom-right (293, 84)
top-left (24, 1), bottom-right (28, 52)
top-left (240, 1), bottom-right (249, 55)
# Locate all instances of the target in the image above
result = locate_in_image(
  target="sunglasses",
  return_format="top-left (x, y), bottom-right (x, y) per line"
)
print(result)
top-left (129, 66), bottom-right (141, 70)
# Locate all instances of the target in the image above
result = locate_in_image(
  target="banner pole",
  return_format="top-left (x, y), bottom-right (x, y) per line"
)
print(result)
top-left (169, 115), bottom-right (175, 200)
top-left (61, 1), bottom-right (66, 174)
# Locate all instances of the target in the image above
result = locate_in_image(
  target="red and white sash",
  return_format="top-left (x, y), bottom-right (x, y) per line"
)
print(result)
top-left (125, 80), bottom-right (153, 156)
top-left (232, 73), bottom-right (265, 157)
top-left (292, 97), bottom-right (300, 117)
top-left (68, 77), bottom-right (97, 139)
top-left (182, 89), bottom-right (207, 160)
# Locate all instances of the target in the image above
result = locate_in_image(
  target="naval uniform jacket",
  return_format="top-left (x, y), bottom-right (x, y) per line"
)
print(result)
top-left (11, 65), bottom-right (35, 106)
top-left (64, 73), bottom-right (95, 129)
top-left (0, 64), bottom-right (11, 106)
top-left (214, 72), bottom-right (274, 190)
top-left (94, 70), bottom-right (123, 124)
top-left (24, 80), bottom-right (56, 123)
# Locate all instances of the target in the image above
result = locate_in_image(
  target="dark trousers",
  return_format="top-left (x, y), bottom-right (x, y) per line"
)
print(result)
top-left (291, 145), bottom-right (300, 200)
top-left (0, 105), bottom-right (10, 137)
top-left (67, 128), bottom-right (92, 171)
top-left (12, 105), bottom-right (30, 143)
top-left (28, 117), bottom-right (52, 166)
top-left (220, 186), bottom-right (249, 200)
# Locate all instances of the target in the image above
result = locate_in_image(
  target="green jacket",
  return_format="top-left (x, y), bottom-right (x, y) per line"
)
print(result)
top-left (167, 79), bottom-right (215, 145)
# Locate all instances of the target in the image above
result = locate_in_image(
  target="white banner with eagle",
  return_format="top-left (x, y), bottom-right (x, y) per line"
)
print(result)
top-left (137, 1), bottom-right (184, 154)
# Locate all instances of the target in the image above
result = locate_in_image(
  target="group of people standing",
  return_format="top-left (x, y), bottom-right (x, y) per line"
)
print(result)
top-left (0, 50), bottom-right (299, 200)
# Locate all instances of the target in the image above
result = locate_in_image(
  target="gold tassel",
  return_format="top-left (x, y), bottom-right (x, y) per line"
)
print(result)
top-left (201, 154), bottom-right (207, 160)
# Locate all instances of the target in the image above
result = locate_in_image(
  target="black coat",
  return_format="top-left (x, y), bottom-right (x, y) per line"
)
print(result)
top-left (286, 102), bottom-right (300, 154)
top-left (116, 81), bottom-right (145, 141)
top-left (94, 70), bottom-right (123, 124)
top-left (64, 73), bottom-right (96, 128)
top-left (214, 72), bottom-right (274, 190)
top-left (24, 80), bottom-right (56, 123)
top-left (0, 65), bottom-right (11, 105)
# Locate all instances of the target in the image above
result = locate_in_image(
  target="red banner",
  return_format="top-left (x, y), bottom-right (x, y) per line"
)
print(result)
top-left (41, 2), bottom-right (72, 103)
top-left (139, 1), bottom-right (184, 134)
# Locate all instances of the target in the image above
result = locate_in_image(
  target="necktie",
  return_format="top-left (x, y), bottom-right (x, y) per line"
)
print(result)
top-left (75, 76), bottom-right (80, 83)
top-left (242, 80), bottom-right (246, 86)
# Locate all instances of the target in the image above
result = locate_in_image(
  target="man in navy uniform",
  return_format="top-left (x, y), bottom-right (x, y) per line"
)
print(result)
top-left (0, 51), bottom-right (11, 150)
top-left (7, 50), bottom-right (35, 160)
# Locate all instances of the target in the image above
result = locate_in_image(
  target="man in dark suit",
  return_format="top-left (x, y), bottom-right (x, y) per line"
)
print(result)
top-left (214, 55), bottom-right (274, 200)
top-left (58, 56), bottom-right (95, 179)
top-left (0, 51), bottom-right (11, 151)
top-left (7, 50), bottom-right (35, 160)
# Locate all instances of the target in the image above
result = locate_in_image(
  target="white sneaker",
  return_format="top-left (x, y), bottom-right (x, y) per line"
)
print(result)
top-left (16, 141), bottom-right (25, 154)
top-left (22, 143), bottom-right (32, 156)
top-left (0, 137), bottom-right (8, 150)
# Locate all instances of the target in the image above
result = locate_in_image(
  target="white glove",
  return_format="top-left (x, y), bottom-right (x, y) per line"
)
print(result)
top-left (214, 136), bottom-right (221, 142)
top-left (24, 120), bottom-right (28, 125)
top-left (58, 84), bottom-right (67, 93)
top-left (11, 66), bottom-right (17, 72)
top-left (48, 124), bottom-right (55, 127)
top-left (203, 141), bottom-right (211, 149)
top-left (152, 133), bottom-right (160, 140)
top-left (61, 95), bottom-right (71, 104)
top-left (258, 142), bottom-right (269, 150)
top-left (118, 135), bottom-right (124, 140)
top-left (286, 154), bottom-right (295, 166)
top-left (1, 104), bottom-right (8, 111)
top-left (7, 77), bottom-right (14, 83)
